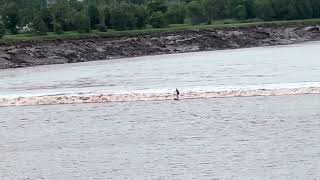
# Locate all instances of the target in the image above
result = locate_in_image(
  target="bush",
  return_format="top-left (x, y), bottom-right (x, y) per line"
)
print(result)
top-left (235, 5), bottom-right (247, 20)
top-left (42, 9), bottom-right (54, 32)
top-left (110, 3), bottom-right (136, 30)
top-left (88, 5), bottom-right (100, 28)
top-left (147, 0), bottom-right (168, 14)
top-left (149, 11), bottom-right (168, 28)
top-left (54, 21), bottom-right (64, 34)
top-left (32, 12), bottom-right (48, 35)
top-left (165, 4), bottom-right (186, 24)
top-left (3, 4), bottom-right (20, 34)
top-left (186, 1), bottom-right (206, 24)
top-left (134, 5), bottom-right (148, 29)
top-left (74, 13), bottom-right (91, 33)
top-left (254, 0), bottom-right (276, 21)
top-left (97, 24), bottom-right (107, 32)
top-left (0, 22), bottom-right (5, 38)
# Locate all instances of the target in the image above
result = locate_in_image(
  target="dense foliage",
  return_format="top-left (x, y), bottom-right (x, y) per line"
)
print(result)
top-left (0, 21), bottom-right (5, 38)
top-left (0, 0), bottom-right (319, 37)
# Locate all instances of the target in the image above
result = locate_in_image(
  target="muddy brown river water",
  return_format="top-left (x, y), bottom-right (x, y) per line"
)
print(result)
top-left (1, 42), bottom-right (320, 179)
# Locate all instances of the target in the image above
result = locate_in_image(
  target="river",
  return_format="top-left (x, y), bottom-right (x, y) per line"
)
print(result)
top-left (0, 42), bottom-right (320, 179)
top-left (0, 41), bottom-right (320, 101)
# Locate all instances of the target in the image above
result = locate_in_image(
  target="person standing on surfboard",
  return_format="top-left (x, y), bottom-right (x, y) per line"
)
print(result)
top-left (175, 88), bottom-right (180, 100)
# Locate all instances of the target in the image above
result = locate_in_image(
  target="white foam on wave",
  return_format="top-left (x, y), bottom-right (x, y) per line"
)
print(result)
top-left (1, 82), bottom-right (320, 107)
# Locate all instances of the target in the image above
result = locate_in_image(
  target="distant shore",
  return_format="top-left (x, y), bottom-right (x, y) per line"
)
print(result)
top-left (0, 19), bottom-right (319, 69)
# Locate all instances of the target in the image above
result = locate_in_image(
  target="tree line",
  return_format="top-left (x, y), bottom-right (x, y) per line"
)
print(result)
top-left (0, 0), bottom-right (320, 38)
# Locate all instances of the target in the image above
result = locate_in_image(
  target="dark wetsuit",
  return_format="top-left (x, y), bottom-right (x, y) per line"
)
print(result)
top-left (176, 89), bottom-right (180, 100)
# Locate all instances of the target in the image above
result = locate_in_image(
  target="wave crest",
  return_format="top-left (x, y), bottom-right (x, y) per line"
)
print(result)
top-left (1, 83), bottom-right (320, 107)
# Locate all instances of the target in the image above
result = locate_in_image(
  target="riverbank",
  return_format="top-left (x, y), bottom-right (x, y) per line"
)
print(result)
top-left (0, 20), bottom-right (319, 69)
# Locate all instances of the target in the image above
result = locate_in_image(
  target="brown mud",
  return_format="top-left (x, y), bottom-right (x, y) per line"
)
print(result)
top-left (0, 24), bottom-right (319, 69)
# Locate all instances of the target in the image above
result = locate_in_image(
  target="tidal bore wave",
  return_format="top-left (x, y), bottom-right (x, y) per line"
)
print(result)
top-left (1, 83), bottom-right (320, 107)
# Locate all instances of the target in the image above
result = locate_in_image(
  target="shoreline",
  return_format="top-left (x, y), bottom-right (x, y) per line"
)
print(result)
top-left (0, 22), bottom-right (320, 69)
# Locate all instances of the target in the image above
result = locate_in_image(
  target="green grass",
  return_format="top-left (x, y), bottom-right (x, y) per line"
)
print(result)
top-left (1, 18), bottom-right (320, 44)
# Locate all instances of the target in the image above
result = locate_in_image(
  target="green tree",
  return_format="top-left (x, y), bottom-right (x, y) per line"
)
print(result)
top-left (272, 0), bottom-right (290, 19)
top-left (149, 11), bottom-right (168, 28)
top-left (201, 0), bottom-right (215, 24)
top-left (88, 5), bottom-right (100, 28)
top-left (214, 0), bottom-right (227, 19)
top-left (74, 12), bottom-right (91, 33)
top-left (41, 8), bottom-right (54, 32)
top-left (311, 0), bottom-right (320, 17)
top-left (296, 0), bottom-right (313, 19)
top-left (52, 0), bottom-right (74, 31)
top-left (53, 19), bottom-right (64, 34)
top-left (97, 24), bottom-right (107, 32)
top-left (147, 0), bottom-right (168, 14)
top-left (165, 3), bottom-right (186, 24)
top-left (226, 0), bottom-right (242, 18)
top-left (0, 21), bottom-right (5, 38)
top-left (0, 0), bottom-right (318, 36)
top-left (243, 0), bottom-right (256, 18)
top-left (110, 3), bottom-right (136, 30)
top-left (134, 5), bottom-right (148, 29)
top-left (186, 1), bottom-right (205, 24)
top-left (235, 4), bottom-right (247, 20)
top-left (202, 0), bottom-right (228, 21)
top-left (286, 2), bottom-right (299, 20)
top-left (2, 3), bottom-right (20, 34)
top-left (96, 1), bottom-right (109, 31)
top-left (32, 11), bottom-right (48, 35)
top-left (255, 0), bottom-right (275, 20)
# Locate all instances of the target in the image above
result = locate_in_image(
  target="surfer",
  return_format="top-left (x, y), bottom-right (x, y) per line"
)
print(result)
top-left (175, 88), bottom-right (180, 100)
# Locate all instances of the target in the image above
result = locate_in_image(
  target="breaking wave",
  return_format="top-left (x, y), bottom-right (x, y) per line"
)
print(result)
top-left (1, 82), bottom-right (320, 107)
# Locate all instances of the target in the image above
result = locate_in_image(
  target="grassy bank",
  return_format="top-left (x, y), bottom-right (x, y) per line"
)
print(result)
top-left (1, 19), bottom-right (320, 44)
